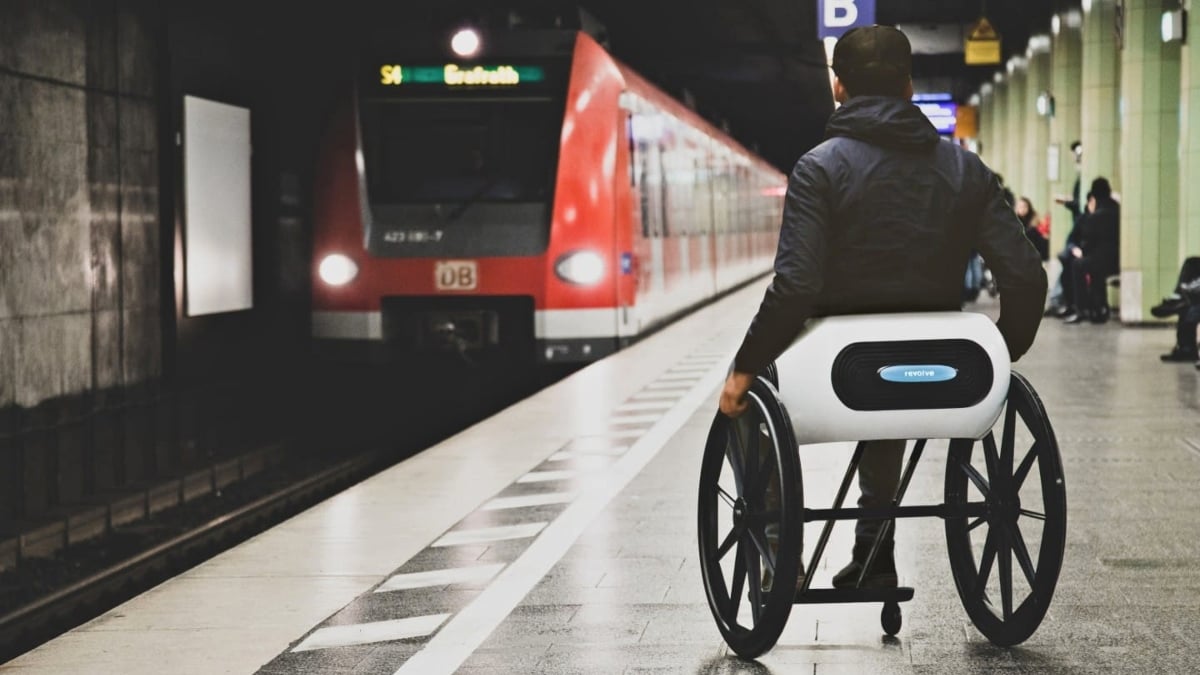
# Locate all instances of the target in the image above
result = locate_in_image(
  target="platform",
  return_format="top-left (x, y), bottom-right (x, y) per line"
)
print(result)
top-left (3, 280), bottom-right (1199, 674)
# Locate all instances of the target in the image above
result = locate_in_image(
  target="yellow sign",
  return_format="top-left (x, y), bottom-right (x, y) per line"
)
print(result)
top-left (965, 18), bottom-right (1001, 66)
top-left (955, 106), bottom-right (978, 140)
top-left (380, 65), bottom-right (403, 85)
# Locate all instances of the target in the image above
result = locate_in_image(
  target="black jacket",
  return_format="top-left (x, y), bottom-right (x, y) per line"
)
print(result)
top-left (733, 97), bottom-right (1048, 375)
top-left (1075, 200), bottom-right (1120, 271)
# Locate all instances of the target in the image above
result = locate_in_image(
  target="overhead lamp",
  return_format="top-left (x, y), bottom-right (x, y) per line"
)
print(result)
top-left (451, 28), bottom-right (481, 57)
top-left (981, 83), bottom-right (994, 96)
top-left (993, 71), bottom-right (1004, 84)
top-left (968, 93), bottom-right (981, 106)
top-left (1036, 91), bottom-right (1056, 117)
top-left (1065, 9), bottom-right (1083, 29)
top-left (1162, 9), bottom-right (1187, 44)
top-left (1052, 14), bottom-right (1061, 36)
top-left (1082, 0), bottom-right (1093, 14)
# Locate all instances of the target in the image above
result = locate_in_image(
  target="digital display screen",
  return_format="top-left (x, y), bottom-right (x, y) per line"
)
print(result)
top-left (378, 64), bottom-right (546, 87)
top-left (918, 102), bottom-right (958, 135)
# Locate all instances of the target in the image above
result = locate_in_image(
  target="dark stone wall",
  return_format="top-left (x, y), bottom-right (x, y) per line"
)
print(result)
top-left (0, 0), bottom-right (163, 519)
top-left (0, 0), bottom-right (348, 524)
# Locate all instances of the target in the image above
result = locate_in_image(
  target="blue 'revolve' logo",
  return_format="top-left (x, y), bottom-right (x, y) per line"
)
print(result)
top-left (878, 365), bottom-right (958, 383)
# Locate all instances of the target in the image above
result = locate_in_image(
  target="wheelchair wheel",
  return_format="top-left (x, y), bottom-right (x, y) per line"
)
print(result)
top-left (944, 372), bottom-right (1066, 646)
top-left (697, 377), bottom-right (802, 658)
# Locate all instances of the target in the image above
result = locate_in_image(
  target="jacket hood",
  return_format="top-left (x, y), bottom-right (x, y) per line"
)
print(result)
top-left (825, 96), bottom-right (941, 151)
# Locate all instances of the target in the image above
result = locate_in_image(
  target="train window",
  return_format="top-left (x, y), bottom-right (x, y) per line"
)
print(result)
top-left (359, 98), bottom-right (562, 205)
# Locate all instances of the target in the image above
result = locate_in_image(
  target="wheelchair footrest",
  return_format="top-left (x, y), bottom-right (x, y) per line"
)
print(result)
top-left (794, 587), bottom-right (914, 605)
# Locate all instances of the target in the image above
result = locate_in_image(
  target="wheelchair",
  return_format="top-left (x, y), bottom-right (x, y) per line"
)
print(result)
top-left (698, 312), bottom-right (1066, 658)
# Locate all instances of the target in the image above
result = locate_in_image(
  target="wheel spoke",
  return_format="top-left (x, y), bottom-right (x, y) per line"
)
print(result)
top-left (998, 532), bottom-right (1013, 621)
top-left (717, 526), bottom-right (740, 560)
top-left (982, 433), bottom-right (1002, 490)
top-left (728, 541), bottom-right (747, 620)
top-left (717, 486), bottom-right (737, 508)
top-left (725, 425), bottom-right (747, 497)
top-left (959, 457), bottom-right (991, 497)
top-left (1007, 521), bottom-right (1038, 590)
top-left (1012, 443), bottom-right (1040, 492)
top-left (974, 527), bottom-right (998, 600)
top-left (967, 516), bottom-right (987, 532)
top-left (1000, 403), bottom-right (1016, 476)
top-left (1020, 509), bottom-right (1046, 521)
top-left (745, 539), bottom-right (763, 622)
top-left (747, 527), bottom-right (775, 574)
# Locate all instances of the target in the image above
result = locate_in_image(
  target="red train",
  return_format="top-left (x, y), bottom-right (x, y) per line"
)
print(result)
top-left (311, 28), bottom-right (784, 363)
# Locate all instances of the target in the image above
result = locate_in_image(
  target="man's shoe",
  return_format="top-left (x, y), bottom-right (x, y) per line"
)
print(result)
top-left (1090, 307), bottom-right (1111, 324)
top-left (1161, 347), bottom-right (1199, 363)
top-left (1063, 312), bottom-right (1086, 324)
top-left (832, 539), bottom-right (898, 590)
top-left (1053, 306), bottom-right (1074, 318)
top-left (1151, 295), bottom-right (1187, 318)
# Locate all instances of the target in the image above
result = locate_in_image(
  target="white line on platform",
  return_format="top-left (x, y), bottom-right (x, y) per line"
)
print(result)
top-left (375, 565), bottom-right (505, 593)
top-left (482, 492), bottom-right (576, 510)
top-left (615, 400), bottom-right (675, 412)
top-left (629, 391), bottom-right (683, 401)
top-left (546, 453), bottom-right (614, 470)
top-left (431, 522), bottom-right (547, 547)
top-left (655, 373), bottom-right (703, 382)
top-left (609, 413), bottom-right (663, 425)
top-left (394, 358), bottom-right (725, 675)
top-left (516, 470), bottom-right (575, 483)
top-left (293, 614), bottom-right (450, 652)
top-left (645, 381), bottom-right (695, 390)
top-left (603, 429), bottom-right (647, 439)
top-left (559, 440), bottom-right (631, 455)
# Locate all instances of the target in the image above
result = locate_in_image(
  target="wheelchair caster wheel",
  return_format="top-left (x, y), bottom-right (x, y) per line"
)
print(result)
top-left (881, 602), bottom-right (902, 636)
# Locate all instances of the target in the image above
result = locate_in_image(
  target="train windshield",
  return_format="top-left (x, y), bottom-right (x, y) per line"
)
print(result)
top-left (360, 98), bottom-right (562, 205)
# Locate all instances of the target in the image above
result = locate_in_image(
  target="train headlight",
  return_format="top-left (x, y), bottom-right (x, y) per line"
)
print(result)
top-left (451, 28), bottom-right (481, 57)
top-left (555, 251), bottom-right (605, 286)
top-left (319, 254), bottom-right (358, 286)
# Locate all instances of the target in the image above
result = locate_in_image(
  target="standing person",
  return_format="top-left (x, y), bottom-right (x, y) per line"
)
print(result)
top-left (1016, 197), bottom-right (1049, 261)
top-left (1049, 141), bottom-right (1085, 314)
top-left (1064, 178), bottom-right (1120, 324)
top-left (717, 25), bottom-right (1047, 591)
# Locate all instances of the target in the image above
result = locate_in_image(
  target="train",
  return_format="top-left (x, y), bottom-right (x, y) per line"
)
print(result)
top-left (311, 26), bottom-right (785, 364)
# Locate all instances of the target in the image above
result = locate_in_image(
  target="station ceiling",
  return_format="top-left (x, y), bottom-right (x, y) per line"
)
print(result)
top-left (365, 0), bottom-right (1060, 171)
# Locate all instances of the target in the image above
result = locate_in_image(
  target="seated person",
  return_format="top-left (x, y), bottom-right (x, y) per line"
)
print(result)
top-left (1155, 256), bottom-right (1200, 364)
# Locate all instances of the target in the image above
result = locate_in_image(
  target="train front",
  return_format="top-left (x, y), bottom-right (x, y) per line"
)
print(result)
top-left (312, 29), bottom-right (627, 365)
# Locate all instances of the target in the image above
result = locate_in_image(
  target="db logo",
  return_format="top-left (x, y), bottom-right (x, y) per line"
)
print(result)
top-left (435, 260), bottom-right (478, 291)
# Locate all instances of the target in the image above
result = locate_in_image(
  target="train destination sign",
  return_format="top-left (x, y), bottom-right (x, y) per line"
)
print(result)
top-left (378, 64), bottom-right (546, 87)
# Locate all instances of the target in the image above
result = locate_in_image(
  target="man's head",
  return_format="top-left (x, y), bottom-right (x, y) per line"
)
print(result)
top-left (831, 25), bottom-right (914, 102)
top-left (1090, 177), bottom-right (1112, 202)
top-left (1070, 140), bottom-right (1083, 164)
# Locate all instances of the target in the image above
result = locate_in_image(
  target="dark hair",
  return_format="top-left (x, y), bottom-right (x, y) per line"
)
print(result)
top-left (1090, 177), bottom-right (1112, 201)
top-left (832, 26), bottom-right (912, 98)
top-left (1070, 140), bottom-right (1082, 152)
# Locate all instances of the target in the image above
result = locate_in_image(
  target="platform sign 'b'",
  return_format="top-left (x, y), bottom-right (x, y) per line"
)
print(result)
top-left (818, 0), bottom-right (875, 39)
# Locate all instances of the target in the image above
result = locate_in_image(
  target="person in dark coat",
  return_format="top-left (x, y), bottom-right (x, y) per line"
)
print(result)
top-left (717, 25), bottom-right (1047, 590)
top-left (1064, 178), bottom-right (1120, 324)
top-left (1017, 197), bottom-right (1049, 261)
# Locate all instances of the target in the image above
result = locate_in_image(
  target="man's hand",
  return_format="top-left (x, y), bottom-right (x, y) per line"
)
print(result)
top-left (1070, 246), bottom-right (1083, 259)
top-left (719, 372), bottom-right (756, 418)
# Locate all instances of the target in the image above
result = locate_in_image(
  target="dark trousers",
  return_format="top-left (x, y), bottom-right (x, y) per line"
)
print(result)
top-left (1178, 304), bottom-right (1200, 354)
top-left (1070, 256), bottom-right (1115, 314)
top-left (1056, 249), bottom-right (1075, 308)
top-left (855, 439), bottom-right (906, 540)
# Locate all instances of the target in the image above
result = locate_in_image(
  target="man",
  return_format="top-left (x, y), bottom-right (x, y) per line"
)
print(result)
top-left (1063, 179), bottom-right (1119, 324)
top-left (1049, 141), bottom-right (1084, 316)
top-left (718, 26), bottom-right (1046, 590)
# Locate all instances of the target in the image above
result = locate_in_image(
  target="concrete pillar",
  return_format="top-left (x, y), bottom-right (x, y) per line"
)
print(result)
top-left (991, 76), bottom-right (1010, 178)
top-left (1023, 39), bottom-right (1053, 221)
top-left (1118, 0), bottom-right (1182, 321)
top-left (1049, 8), bottom-right (1084, 255)
top-left (1180, 1), bottom-right (1200, 264)
top-left (1005, 63), bottom-right (1028, 197)
top-left (1080, 0), bottom-right (1122, 193)
top-left (979, 83), bottom-right (996, 166)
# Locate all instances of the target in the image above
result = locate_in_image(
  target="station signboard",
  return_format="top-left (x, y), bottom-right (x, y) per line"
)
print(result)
top-left (817, 0), bottom-right (876, 39)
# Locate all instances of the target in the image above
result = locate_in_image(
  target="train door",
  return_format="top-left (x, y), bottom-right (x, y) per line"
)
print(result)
top-left (615, 101), bottom-right (638, 341)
